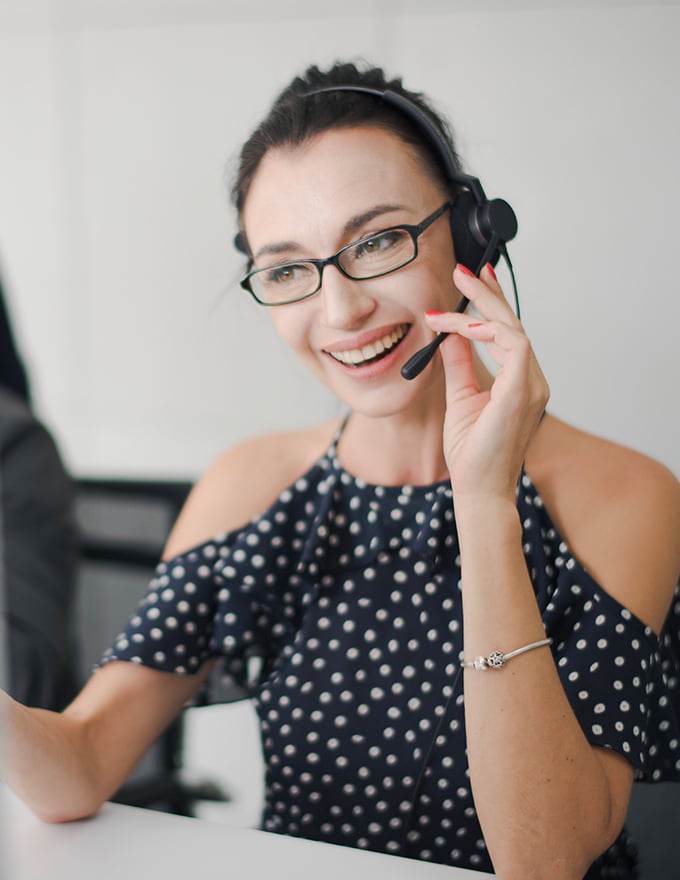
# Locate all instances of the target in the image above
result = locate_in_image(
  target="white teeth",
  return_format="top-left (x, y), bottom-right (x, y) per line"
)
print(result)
top-left (329, 324), bottom-right (408, 366)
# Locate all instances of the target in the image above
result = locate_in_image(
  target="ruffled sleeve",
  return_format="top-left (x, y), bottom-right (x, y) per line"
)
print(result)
top-left (96, 460), bottom-right (336, 697)
top-left (98, 527), bottom-right (291, 693)
top-left (544, 571), bottom-right (680, 780)
top-left (519, 473), bottom-right (680, 782)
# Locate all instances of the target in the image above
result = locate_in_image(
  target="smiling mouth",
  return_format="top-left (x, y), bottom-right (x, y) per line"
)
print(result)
top-left (326, 324), bottom-right (410, 368)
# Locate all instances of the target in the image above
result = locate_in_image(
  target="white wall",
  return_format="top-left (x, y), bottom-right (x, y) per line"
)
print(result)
top-left (1, 0), bottom-right (678, 482)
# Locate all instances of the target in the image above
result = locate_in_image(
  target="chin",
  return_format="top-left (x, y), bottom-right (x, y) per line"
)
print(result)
top-left (329, 373), bottom-right (431, 420)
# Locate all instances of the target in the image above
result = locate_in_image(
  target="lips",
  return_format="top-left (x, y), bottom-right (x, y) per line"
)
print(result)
top-left (325, 324), bottom-right (410, 367)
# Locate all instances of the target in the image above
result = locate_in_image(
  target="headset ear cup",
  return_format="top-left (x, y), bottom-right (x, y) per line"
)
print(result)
top-left (449, 190), bottom-right (488, 272)
top-left (450, 191), bottom-right (513, 273)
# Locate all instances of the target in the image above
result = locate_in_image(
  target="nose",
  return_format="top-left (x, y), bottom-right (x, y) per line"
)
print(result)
top-left (318, 264), bottom-right (376, 330)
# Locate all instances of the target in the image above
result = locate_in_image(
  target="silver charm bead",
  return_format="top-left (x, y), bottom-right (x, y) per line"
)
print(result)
top-left (462, 638), bottom-right (552, 671)
top-left (487, 651), bottom-right (507, 669)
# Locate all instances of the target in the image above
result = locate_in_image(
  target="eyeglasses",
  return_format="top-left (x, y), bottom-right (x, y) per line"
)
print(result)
top-left (240, 201), bottom-right (451, 306)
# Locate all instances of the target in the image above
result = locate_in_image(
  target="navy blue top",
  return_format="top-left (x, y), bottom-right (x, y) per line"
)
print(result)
top-left (101, 425), bottom-right (680, 877)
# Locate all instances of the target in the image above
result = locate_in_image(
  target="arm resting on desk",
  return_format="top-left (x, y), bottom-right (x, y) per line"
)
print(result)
top-left (0, 659), bottom-right (214, 823)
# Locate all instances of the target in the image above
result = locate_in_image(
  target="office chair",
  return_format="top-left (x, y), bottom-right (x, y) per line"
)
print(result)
top-left (74, 477), bottom-right (229, 816)
top-left (625, 781), bottom-right (680, 879)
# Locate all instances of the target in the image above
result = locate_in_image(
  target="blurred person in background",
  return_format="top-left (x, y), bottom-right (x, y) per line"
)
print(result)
top-left (0, 271), bottom-right (77, 711)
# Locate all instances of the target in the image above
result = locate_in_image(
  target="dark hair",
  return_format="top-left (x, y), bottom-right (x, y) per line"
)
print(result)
top-left (231, 61), bottom-right (463, 248)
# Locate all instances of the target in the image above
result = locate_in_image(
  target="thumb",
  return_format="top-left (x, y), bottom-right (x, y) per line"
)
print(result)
top-left (437, 330), bottom-right (480, 402)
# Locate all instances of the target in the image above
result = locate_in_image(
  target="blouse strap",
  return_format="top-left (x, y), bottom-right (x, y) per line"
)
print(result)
top-left (327, 410), bottom-right (352, 460)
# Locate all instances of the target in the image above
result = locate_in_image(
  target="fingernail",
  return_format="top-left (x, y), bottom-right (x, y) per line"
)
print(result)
top-left (467, 322), bottom-right (484, 328)
top-left (425, 310), bottom-right (444, 316)
top-left (456, 264), bottom-right (475, 277)
top-left (485, 262), bottom-right (497, 281)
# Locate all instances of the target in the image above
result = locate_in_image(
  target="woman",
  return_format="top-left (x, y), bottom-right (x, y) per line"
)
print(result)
top-left (2, 61), bottom-right (679, 879)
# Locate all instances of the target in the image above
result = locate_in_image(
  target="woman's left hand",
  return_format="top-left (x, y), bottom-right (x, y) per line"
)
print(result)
top-left (425, 263), bottom-right (549, 502)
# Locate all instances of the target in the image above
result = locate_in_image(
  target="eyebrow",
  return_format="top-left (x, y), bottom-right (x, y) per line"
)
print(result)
top-left (252, 203), bottom-right (406, 262)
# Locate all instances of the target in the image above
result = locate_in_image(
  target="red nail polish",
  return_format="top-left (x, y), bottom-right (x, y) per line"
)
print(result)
top-left (467, 322), bottom-right (484, 328)
top-left (425, 310), bottom-right (444, 315)
top-left (456, 264), bottom-right (474, 277)
top-left (485, 262), bottom-right (497, 281)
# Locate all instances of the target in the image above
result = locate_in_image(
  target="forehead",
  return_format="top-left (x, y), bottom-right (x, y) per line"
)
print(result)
top-left (241, 126), bottom-right (445, 248)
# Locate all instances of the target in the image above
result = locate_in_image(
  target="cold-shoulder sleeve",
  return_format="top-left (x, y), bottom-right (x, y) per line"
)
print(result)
top-left (521, 488), bottom-right (680, 782)
top-left (97, 456), bottom-right (337, 697)
top-left (97, 524), bottom-right (300, 693)
top-left (545, 572), bottom-right (680, 780)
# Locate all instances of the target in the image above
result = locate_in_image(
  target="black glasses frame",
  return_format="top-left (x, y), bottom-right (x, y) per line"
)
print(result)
top-left (240, 201), bottom-right (452, 306)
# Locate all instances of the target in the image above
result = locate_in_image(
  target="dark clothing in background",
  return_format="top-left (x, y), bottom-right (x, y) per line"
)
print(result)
top-left (0, 275), bottom-right (31, 403)
top-left (0, 387), bottom-right (77, 710)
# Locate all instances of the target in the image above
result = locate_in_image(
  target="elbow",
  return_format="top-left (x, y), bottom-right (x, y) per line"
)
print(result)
top-left (37, 809), bottom-right (97, 825)
top-left (488, 780), bottom-right (628, 880)
top-left (33, 797), bottom-right (103, 825)
top-left (490, 831), bottom-right (623, 880)
top-left (492, 858), bottom-right (592, 880)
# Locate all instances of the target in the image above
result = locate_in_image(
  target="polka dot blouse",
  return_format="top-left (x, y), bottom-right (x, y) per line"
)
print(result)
top-left (101, 425), bottom-right (680, 878)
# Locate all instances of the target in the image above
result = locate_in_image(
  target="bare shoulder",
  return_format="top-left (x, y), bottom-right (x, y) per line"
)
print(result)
top-left (163, 419), bottom-right (342, 559)
top-left (527, 415), bottom-right (680, 634)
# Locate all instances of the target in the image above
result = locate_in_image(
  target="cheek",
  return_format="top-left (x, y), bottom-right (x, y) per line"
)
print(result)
top-left (401, 259), bottom-right (458, 310)
top-left (403, 232), bottom-right (457, 300)
top-left (269, 308), bottom-right (311, 354)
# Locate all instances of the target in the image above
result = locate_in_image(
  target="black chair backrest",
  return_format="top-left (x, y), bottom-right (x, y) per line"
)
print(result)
top-left (74, 478), bottom-right (201, 813)
top-left (625, 781), bottom-right (680, 879)
top-left (74, 478), bottom-right (192, 677)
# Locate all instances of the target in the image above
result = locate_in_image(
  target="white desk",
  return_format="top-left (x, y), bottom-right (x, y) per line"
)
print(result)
top-left (1, 784), bottom-right (494, 880)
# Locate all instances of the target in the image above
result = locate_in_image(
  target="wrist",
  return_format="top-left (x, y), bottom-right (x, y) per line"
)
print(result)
top-left (453, 492), bottom-right (520, 531)
top-left (453, 494), bottom-right (524, 573)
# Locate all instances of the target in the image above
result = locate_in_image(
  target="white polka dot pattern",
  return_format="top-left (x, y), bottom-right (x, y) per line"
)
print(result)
top-left (100, 433), bottom-right (680, 877)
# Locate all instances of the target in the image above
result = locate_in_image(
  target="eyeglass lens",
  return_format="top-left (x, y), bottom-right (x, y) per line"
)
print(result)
top-left (250, 227), bottom-right (415, 304)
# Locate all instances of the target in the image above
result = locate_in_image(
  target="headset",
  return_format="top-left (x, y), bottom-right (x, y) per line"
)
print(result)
top-left (235, 84), bottom-right (519, 380)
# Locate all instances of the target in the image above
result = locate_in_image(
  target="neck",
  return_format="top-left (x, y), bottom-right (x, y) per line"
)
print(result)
top-left (340, 408), bottom-right (449, 486)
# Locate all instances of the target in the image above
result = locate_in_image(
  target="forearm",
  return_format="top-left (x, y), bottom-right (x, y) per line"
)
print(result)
top-left (456, 497), bottom-right (622, 879)
top-left (1, 662), bottom-right (214, 823)
top-left (0, 690), bottom-right (101, 822)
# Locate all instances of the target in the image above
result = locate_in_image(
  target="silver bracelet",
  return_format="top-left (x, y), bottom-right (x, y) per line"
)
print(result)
top-left (462, 637), bottom-right (553, 671)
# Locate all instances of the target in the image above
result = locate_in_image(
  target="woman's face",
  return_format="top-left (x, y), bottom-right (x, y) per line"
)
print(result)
top-left (240, 126), bottom-right (460, 417)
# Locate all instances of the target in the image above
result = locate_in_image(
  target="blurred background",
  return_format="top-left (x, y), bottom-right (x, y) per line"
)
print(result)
top-left (1, 0), bottom-right (679, 482)
top-left (1, 0), bottom-right (678, 827)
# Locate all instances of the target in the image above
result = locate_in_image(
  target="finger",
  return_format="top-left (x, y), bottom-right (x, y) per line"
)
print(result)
top-left (480, 262), bottom-right (504, 297)
top-left (463, 319), bottom-right (528, 354)
top-left (435, 327), bottom-right (480, 399)
top-left (454, 263), bottom-right (520, 327)
top-left (465, 320), bottom-right (550, 417)
top-left (425, 313), bottom-right (535, 397)
top-left (424, 311), bottom-right (525, 352)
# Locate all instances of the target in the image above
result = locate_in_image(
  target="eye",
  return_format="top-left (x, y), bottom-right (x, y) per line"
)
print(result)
top-left (352, 229), bottom-right (407, 260)
top-left (262, 262), bottom-right (313, 285)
